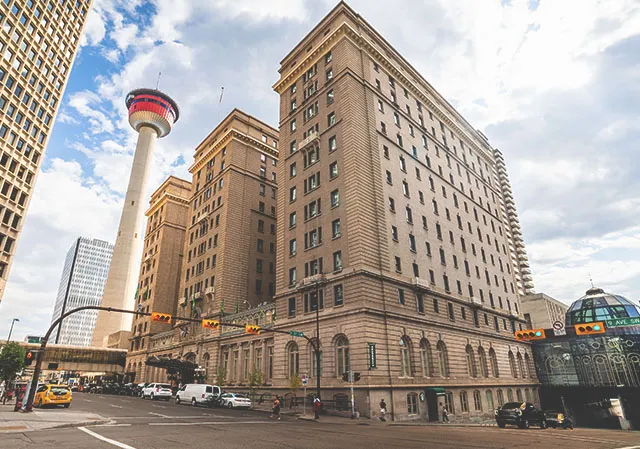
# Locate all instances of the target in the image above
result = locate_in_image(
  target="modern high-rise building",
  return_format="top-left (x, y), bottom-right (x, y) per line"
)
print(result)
top-left (269, 1), bottom-right (539, 420)
top-left (51, 237), bottom-right (113, 346)
top-left (125, 176), bottom-right (191, 381)
top-left (0, 0), bottom-right (93, 303)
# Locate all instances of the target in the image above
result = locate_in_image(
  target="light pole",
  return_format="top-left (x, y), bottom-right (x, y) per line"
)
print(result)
top-left (7, 318), bottom-right (19, 341)
top-left (312, 275), bottom-right (324, 400)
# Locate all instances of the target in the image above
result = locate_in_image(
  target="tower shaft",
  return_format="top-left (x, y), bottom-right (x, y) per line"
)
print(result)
top-left (91, 126), bottom-right (158, 347)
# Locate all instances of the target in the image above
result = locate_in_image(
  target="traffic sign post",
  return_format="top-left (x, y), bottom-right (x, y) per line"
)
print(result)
top-left (301, 374), bottom-right (308, 415)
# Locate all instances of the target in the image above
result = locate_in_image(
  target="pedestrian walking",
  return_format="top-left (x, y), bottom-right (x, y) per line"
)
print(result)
top-left (270, 396), bottom-right (281, 420)
top-left (442, 405), bottom-right (449, 423)
top-left (379, 398), bottom-right (387, 422)
top-left (313, 396), bottom-right (321, 419)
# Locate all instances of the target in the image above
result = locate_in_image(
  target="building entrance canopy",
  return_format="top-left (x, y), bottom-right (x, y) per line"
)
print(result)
top-left (145, 356), bottom-right (198, 374)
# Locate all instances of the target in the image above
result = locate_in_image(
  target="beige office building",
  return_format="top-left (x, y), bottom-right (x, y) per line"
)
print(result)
top-left (125, 176), bottom-right (191, 381)
top-left (0, 0), bottom-right (92, 302)
top-left (520, 293), bottom-right (568, 330)
top-left (269, 2), bottom-right (538, 421)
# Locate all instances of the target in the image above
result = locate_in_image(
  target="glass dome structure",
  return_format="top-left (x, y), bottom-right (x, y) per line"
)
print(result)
top-left (566, 287), bottom-right (640, 326)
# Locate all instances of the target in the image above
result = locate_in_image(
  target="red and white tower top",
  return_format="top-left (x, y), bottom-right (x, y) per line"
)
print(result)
top-left (125, 88), bottom-right (180, 138)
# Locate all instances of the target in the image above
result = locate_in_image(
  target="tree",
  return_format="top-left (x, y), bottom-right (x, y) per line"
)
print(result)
top-left (0, 342), bottom-right (26, 383)
top-left (247, 368), bottom-right (263, 396)
top-left (216, 365), bottom-right (226, 387)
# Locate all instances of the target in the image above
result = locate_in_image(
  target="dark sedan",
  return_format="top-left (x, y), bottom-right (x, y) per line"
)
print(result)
top-left (495, 402), bottom-right (547, 429)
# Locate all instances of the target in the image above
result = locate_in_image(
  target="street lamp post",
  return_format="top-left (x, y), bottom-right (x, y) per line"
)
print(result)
top-left (7, 318), bottom-right (19, 341)
top-left (315, 278), bottom-right (321, 400)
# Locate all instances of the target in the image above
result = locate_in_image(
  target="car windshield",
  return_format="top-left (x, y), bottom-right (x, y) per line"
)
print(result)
top-left (221, 393), bottom-right (232, 398)
top-left (502, 402), bottom-right (524, 409)
top-left (50, 387), bottom-right (70, 395)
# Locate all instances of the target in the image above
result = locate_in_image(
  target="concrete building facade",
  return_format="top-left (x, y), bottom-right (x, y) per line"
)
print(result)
top-left (521, 292), bottom-right (568, 330)
top-left (50, 237), bottom-right (113, 346)
top-left (125, 176), bottom-right (191, 381)
top-left (0, 0), bottom-right (93, 302)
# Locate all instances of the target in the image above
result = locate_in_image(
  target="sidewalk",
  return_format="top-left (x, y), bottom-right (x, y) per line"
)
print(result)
top-left (0, 404), bottom-right (108, 433)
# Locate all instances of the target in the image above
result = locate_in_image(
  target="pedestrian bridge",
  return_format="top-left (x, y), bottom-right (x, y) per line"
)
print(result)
top-left (1, 340), bottom-right (126, 373)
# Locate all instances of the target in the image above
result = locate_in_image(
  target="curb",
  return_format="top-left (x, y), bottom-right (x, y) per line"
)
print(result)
top-left (389, 423), bottom-right (497, 428)
top-left (49, 418), bottom-right (112, 430)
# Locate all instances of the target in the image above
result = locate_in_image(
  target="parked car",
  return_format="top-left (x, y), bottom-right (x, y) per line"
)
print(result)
top-left (175, 384), bottom-right (221, 407)
top-left (142, 383), bottom-right (172, 401)
top-left (544, 410), bottom-right (574, 429)
top-left (496, 402), bottom-right (547, 429)
top-left (220, 393), bottom-right (252, 409)
top-left (135, 383), bottom-right (148, 397)
top-left (34, 384), bottom-right (72, 408)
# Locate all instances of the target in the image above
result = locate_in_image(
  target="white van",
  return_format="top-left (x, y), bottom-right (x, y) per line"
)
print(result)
top-left (175, 384), bottom-right (221, 406)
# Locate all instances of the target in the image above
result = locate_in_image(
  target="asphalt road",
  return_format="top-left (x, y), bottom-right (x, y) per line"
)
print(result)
top-left (3, 393), bottom-right (640, 449)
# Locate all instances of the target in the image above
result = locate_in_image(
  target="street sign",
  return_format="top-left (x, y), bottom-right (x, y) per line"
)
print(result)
top-left (606, 317), bottom-right (640, 328)
top-left (368, 343), bottom-right (377, 369)
top-left (553, 320), bottom-right (566, 336)
top-left (289, 330), bottom-right (304, 337)
top-left (301, 374), bottom-right (308, 386)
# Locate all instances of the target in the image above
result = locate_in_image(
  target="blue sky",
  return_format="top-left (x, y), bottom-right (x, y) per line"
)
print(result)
top-left (1, 0), bottom-right (640, 340)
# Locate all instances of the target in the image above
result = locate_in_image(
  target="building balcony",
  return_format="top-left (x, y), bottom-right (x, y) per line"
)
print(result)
top-left (298, 273), bottom-right (325, 287)
top-left (299, 131), bottom-right (319, 150)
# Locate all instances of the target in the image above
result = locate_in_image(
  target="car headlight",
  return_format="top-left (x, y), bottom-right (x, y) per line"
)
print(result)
top-left (516, 409), bottom-right (522, 416)
top-left (494, 409), bottom-right (498, 416)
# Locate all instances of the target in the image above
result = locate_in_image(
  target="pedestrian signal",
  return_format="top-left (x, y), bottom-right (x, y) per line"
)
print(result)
top-left (514, 329), bottom-right (546, 341)
top-left (341, 372), bottom-right (349, 382)
top-left (353, 372), bottom-right (361, 382)
top-left (202, 319), bottom-right (220, 329)
top-left (151, 312), bottom-right (172, 323)
top-left (24, 350), bottom-right (35, 366)
top-left (575, 322), bottom-right (605, 336)
top-left (245, 324), bottom-right (261, 335)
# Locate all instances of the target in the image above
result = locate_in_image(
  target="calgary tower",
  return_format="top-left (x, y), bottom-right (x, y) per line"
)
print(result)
top-left (92, 88), bottom-right (179, 347)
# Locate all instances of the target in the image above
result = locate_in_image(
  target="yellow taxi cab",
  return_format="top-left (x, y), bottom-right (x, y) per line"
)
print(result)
top-left (34, 384), bottom-right (72, 408)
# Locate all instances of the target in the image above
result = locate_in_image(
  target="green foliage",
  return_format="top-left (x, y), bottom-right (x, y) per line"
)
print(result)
top-left (289, 373), bottom-right (302, 393)
top-left (216, 365), bottom-right (226, 387)
top-left (0, 342), bottom-right (26, 382)
top-left (247, 368), bottom-right (263, 394)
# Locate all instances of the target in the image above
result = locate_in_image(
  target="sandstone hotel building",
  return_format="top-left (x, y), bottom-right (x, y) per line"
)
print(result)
top-left (126, 2), bottom-right (539, 421)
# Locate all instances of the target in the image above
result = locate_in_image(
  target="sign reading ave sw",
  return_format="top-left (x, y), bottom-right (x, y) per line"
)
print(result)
top-left (606, 317), bottom-right (640, 328)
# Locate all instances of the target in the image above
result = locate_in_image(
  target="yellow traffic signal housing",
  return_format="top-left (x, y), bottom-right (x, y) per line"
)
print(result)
top-left (575, 322), bottom-right (606, 336)
top-left (24, 350), bottom-right (35, 366)
top-left (151, 312), bottom-right (172, 323)
top-left (514, 329), bottom-right (546, 341)
top-left (245, 324), bottom-right (261, 335)
top-left (202, 319), bottom-right (220, 329)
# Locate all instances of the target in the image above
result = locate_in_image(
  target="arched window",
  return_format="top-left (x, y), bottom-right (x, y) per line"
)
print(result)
top-left (524, 353), bottom-right (534, 378)
top-left (459, 391), bottom-right (469, 412)
top-left (516, 388), bottom-right (523, 402)
top-left (287, 342), bottom-right (299, 378)
top-left (489, 348), bottom-right (500, 377)
top-left (485, 390), bottom-right (494, 411)
top-left (508, 351), bottom-right (518, 378)
top-left (400, 336), bottom-right (413, 377)
top-left (336, 336), bottom-right (350, 376)
top-left (496, 389), bottom-right (504, 406)
top-left (478, 347), bottom-right (489, 378)
top-left (420, 339), bottom-right (433, 377)
top-left (436, 340), bottom-right (450, 377)
top-left (465, 345), bottom-right (477, 378)
top-left (202, 353), bottom-right (210, 382)
top-left (507, 388), bottom-right (514, 402)
top-left (473, 390), bottom-right (482, 411)
top-left (517, 352), bottom-right (526, 378)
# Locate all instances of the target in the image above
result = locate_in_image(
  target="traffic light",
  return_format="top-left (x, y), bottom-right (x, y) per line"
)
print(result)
top-left (353, 372), bottom-right (361, 382)
top-left (24, 350), bottom-right (35, 366)
top-left (245, 324), bottom-right (260, 335)
top-left (151, 312), bottom-right (172, 323)
top-left (202, 319), bottom-right (220, 330)
top-left (341, 372), bottom-right (349, 382)
top-left (575, 322), bottom-right (606, 336)
top-left (514, 329), bottom-right (546, 341)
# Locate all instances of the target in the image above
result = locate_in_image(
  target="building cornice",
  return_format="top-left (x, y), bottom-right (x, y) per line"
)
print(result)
top-left (145, 193), bottom-right (190, 217)
top-left (188, 129), bottom-right (279, 174)
top-left (274, 21), bottom-right (495, 164)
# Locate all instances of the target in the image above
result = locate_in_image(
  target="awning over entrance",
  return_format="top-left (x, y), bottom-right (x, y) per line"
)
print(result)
top-left (426, 387), bottom-right (446, 395)
top-left (145, 356), bottom-right (198, 371)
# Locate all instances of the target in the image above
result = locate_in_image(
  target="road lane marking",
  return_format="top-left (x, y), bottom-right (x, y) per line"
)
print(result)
top-left (83, 399), bottom-right (93, 403)
top-left (78, 427), bottom-right (138, 449)
top-left (91, 424), bottom-right (132, 428)
top-left (149, 412), bottom-right (170, 418)
top-left (615, 446), bottom-right (640, 449)
top-left (149, 421), bottom-right (273, 426)
top-left (109, 404), bottom-right (123, 409)
top-left (151, 404), bottom-right (167, 408)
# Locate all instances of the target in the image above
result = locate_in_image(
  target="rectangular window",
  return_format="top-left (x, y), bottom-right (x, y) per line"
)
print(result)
top-left (332, 219), bottom-right (341, 238)
top-left (448, 303), bottom-right (455, 321)
top-left (333, 251), bottom-right (342, 271)
top-left (334, 284), bottom-right (344, 306)
top-left (417, 294), bottom-right (424, 313)
top-left (398, 288), bottom-right (405, 305)
top-left (288, 297), bottom-right (296, 317)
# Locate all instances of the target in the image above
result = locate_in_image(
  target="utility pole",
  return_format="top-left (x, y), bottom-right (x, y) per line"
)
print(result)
top-left (315, 277), bottom-right (321, 400)
top-left (349, 370), bottom-right (355, 418)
